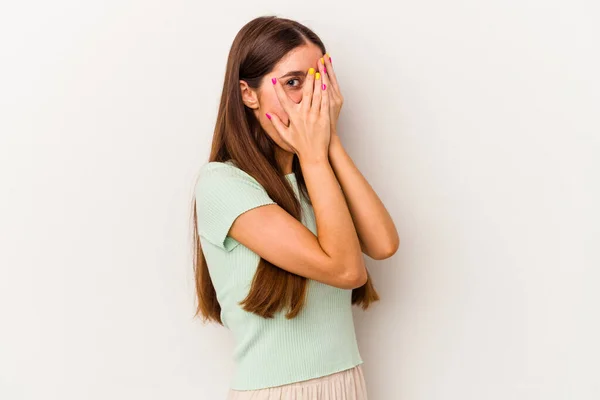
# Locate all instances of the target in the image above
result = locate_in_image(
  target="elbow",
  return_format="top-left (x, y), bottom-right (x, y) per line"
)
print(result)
top-left (370, 236), bottom-right (400, 260)
top-left (340, 263), bottom-right (368, 290)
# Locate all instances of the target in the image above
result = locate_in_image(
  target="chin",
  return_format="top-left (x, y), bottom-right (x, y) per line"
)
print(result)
top-left (267, 131), bottom-right (295, 154)
top-left (276, 141), bottom-right (295, 154)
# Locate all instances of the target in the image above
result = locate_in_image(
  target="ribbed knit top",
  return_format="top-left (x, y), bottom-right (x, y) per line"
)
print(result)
top-left (194, 160), bottom-right (363, 390)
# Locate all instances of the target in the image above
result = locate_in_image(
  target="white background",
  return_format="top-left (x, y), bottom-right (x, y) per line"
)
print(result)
top-left (1, 1), bottom-right (598, 399)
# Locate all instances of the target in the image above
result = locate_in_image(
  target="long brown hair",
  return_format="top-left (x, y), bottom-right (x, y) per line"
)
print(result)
top-left (191, 16), bottom-right (379, 324)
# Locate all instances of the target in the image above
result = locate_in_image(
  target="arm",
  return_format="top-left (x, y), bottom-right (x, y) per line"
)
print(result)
top-left (327, 133), bottom-right (400, 260)
top-left (314, 53), bottom-right (399, 260)
top-left (229, 158), bottom-right (367, 289)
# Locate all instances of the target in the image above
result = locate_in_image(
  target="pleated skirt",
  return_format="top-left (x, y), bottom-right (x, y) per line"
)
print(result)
top-left (226, 364), bottom-right (368, 400)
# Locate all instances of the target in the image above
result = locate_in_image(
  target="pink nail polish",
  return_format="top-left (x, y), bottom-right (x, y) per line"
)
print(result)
top-left (324, 66), bottom-right (327, 73)
top-left (322, 84), bottom-right (326, 90)
top-left (271, 77), bottom-right (277, 85)
top-left (329, 57), bottom-right (332, 63)
top-left (265, 113), bottom-right (271, 120)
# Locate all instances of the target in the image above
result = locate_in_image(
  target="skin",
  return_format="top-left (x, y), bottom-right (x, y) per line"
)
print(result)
top-left (234, 43), bottom-right (399, 288)
top-left (241, 43), bottom-right (328, 171)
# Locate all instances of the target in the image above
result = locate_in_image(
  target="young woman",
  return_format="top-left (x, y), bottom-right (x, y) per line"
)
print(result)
top-left (192, 15), bottom-right (399, 399)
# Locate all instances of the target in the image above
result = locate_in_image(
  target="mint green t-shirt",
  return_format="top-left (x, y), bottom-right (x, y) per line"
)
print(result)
top-left (194, 160), bottom-right (363, 390)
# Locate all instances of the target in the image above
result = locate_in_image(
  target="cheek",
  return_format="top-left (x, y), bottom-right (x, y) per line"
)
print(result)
top-left (289, 91), bottom-right (302, 104)
top-left (263, 91), bottom-right (281, 110)
top-left (263, 92), bottom-right (290, 121)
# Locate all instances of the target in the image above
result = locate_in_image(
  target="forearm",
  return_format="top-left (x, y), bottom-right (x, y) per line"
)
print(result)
top-left (328, 134), bottom-right (400, 259)
top-left (299, 157), bottom-right (364, 271)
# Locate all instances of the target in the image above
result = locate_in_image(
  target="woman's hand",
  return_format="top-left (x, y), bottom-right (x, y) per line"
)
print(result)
top-left (317, 53), bottom-right (343, 137)
top-left (266, 67), bottom-right (331, 165)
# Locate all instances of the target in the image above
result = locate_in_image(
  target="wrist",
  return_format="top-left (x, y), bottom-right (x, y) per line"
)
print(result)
top-left (329, 133), bottom-right (342, 154)
top-left (298, 157), bottom-right (332, 179)
top-left (298, 152), bottom-right (329, 168)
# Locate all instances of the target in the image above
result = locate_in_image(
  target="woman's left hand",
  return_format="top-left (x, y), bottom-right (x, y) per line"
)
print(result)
top-left (317, 53), bottom-right (343, 137)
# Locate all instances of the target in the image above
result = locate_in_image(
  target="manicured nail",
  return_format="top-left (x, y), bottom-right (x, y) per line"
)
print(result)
top-left (315, 72), bottom-right (320, 80)
top-left (320, 57), bottom-right (324, 64)
top-left (271, 77), bottom-right (277, 85)
top-left (324, 66), bottom-right (327, 73)
top-left (322, 84), bottom-right (326, 90)
top-left (329, 56), bottom-right (332, 63)
top-left (308, 67), bottom-right (315, 75)
top-left (265, 113), bottom-right (271, 120)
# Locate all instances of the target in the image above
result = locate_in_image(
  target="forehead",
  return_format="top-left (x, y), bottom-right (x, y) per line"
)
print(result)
top-left (272, 43), bottom-right (323, 73)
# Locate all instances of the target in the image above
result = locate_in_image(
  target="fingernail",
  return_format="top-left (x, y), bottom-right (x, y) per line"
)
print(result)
top-left (320, 57), bottom-right (324, 64)
top-left (329, 56), bottom-right (332, 63)
top-left (315, 72), bottom-right (320, 80)
top-left (324, 66), bottom-right (327, 73)
top-left (322, 84), bottom-right (326, 90)
top-left (308, 67), bottom-right (315, 75)
top-left (271, 77), bottom-right (277, 85)
top-left (265, 113), bottom-right (271, 120)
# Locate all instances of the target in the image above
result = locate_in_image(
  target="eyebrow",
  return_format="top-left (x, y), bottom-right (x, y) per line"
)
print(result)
top-left (278, 70), bottom-right (306, 79)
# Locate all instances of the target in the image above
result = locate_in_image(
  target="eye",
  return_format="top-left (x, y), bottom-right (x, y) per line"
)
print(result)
top-left (285, 78), bottom-right (301, 89)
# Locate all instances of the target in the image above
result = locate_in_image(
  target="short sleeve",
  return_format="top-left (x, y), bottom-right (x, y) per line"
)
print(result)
top-left (195, 162), bottom-right (277, 252)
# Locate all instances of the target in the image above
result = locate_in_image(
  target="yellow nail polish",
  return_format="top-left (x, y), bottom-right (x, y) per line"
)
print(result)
top-left (320, 57), bottom-right (324, 64)
top-left (315, 72), bottom-right (320, 80)
top-left (308, 67), bottom-right (315, 75)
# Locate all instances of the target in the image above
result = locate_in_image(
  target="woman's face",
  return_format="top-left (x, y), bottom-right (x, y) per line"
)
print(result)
top-left (252, 43), bottom-right (324, 153)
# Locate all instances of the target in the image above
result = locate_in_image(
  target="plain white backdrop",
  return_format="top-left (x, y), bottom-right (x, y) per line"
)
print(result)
top-left (1, 1), bottom-right (598, 399)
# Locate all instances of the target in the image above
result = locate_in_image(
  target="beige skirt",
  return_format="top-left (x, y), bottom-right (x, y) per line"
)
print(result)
top-left (226, 365), bottom-right (368, 400)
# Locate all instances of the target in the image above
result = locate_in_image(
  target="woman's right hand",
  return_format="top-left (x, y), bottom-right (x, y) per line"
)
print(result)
top-left (266, 66), bottom-right (331, 164)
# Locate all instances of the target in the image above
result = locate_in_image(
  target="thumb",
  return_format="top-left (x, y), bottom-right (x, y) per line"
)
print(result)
top-left (266, 112), bottom-right (288, 139)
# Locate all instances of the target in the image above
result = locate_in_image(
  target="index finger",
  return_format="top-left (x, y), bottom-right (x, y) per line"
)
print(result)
top-left (301, 67), bottom-right (316, 113)
top-left (270, 76), bottom-right (294, 115)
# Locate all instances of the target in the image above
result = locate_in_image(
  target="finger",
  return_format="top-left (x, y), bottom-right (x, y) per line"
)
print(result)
top-left (270, 76), bottom-right (294, 115)
top-left (301, 67), bottom-right (316, 113)
top-left (322, 53), bottom-right (341, 96)
top-left (265, 112), bottom-right (289, 137)
top-left (310, 71), bottom-right (322, 117)
top-left (320, 67), bottom-right (330, 116)
top-left (317, 56), bottom-right (331, 114)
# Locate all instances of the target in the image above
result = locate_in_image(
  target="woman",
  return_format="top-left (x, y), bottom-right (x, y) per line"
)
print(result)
top-left (192, 15), bottom-right (399, 399)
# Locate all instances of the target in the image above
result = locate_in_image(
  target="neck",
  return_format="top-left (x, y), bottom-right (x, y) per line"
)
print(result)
top-left (275, 148), bottom-right (295, 175)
